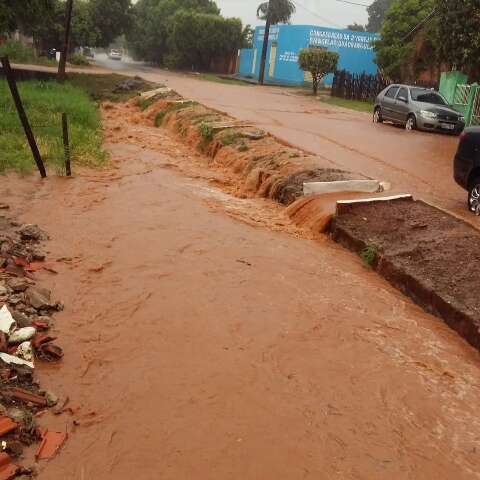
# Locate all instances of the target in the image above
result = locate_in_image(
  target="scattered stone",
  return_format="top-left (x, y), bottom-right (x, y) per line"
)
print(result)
top-left (0, 285), bottom-right (8, 297)
top-left (0, 203), bottom-right (9, 210)
top-left (6, 407), bottom-right (28, 425)
top-left (11, 311), bottom-right (32, 328)
top-left (18, 225), bottom-right (48, 242)
top-left (44, 391), bottom-right (58, 408)
top-left (32, 249), bottom-right (46, 261)
top-left (7, 278), bottom-right (31, 293)
top-left (25, 287), bottom-right (52, 310)
top-left (8, 294), bottom-right (24, 306)
top-left (6, 440), bottom-right (24, 458)
top-left (114, 78), bottom-right (145, 92)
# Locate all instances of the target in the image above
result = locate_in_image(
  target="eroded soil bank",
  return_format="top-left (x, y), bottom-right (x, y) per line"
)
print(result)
top-left (1, 98), bottom-right (480, 479)
top-left (332, 197), bottom-right (480, 350)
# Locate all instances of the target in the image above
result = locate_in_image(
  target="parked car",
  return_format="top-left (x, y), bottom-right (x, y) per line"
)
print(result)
top-left (108, 49), bottom-right (122, 61)
top-left (454, 127), bottom-right (480, 214)
top-left (374, 84), bottom-right (465, 134)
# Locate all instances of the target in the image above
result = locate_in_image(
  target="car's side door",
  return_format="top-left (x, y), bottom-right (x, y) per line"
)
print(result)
top-left (381, 85), bottom-right (400, 120)
top-left (393, 86), bottom-right (410, 122)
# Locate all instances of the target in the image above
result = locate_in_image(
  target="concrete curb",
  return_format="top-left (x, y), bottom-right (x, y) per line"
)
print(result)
top-left (331, 196), bottom-right (480, 351)
top-left (303, 180), bottom-right (386, 196)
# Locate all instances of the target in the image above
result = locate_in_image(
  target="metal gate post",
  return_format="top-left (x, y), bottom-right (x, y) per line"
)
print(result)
top-left (465, 83), bottom-right (479, 126)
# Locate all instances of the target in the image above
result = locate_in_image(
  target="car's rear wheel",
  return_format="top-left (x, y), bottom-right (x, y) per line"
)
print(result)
top-left (405, 115), bottom-right (416, 131)
top-left (468, 177), bottom-right (480, 215)
top-left (373, 107), bottom-right (383, 124)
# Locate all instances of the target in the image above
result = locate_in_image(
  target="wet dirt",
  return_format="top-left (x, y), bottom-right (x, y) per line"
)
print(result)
top-left (332, 197), bottom-right (480, 349)
top-left (1, 101), bottom-right (480, 479)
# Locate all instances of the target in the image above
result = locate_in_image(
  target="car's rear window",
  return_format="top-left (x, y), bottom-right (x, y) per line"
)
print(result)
top-left (410, 88), bottom-right (446, 105)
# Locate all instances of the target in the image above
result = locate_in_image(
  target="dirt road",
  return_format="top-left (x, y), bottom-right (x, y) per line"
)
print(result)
top-left (102, 58), bottom-right (469, 218)
top-left (3, 100), bottom-right (480, 479)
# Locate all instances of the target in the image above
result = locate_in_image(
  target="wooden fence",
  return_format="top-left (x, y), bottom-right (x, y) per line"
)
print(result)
top-left (331, 70), bottom-right (439, 102)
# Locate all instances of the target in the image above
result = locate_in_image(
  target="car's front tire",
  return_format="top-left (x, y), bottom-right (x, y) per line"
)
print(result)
top-left (405, 115), bottom-right (416, 131)
top-left (373, 107), bottom-right (383, 124)
top-left (468, 176), bottom-right (480, 215)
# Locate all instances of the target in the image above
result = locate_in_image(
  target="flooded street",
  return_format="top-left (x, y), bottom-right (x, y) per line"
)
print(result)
top-left (2, 102), bottom-right (480, 479)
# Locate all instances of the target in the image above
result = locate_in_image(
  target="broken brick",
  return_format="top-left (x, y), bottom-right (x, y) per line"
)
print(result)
top-left (0, 417), bottom-right (17, 437)
top-left (35, 430), bottom-right (67, 460)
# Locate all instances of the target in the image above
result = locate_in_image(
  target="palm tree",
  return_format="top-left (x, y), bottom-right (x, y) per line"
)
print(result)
top-left (257, 0), bottom-right (296, 85)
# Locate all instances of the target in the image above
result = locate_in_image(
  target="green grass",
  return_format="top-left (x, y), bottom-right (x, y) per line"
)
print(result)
top-left (0, 79), bottom-right (106, 174)
top-left (360, 244), bottom-right (379, 267)
top-left (198, 122), bottom-right (214, 142)
top-left (318, 94), bottom-right (374, 113)
top-left (154, 101), bottom-right (198, 127)
top-left (220, 130), bottom-right (242, 146)
top-left (197, 73), bottom-right (254, 86)
top-left (0, 40), bottom-right (57, 67)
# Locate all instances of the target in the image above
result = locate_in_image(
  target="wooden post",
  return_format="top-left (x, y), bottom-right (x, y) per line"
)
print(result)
top-left (1, 56), bottom-right (47, 178)
top-left (62, 113), bottom-right (71, 176)
top-left (58, 0), bottom-right (74, 83)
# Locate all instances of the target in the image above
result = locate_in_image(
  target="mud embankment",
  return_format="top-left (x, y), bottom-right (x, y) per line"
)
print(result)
top-left (139, 93), bottom-right (365, 207)
top-left (332, 197), bottom-right (480, 350)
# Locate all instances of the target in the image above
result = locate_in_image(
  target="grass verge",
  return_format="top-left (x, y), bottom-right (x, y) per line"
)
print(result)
top-left (0, 79), bottom-right (106, 174)
top-left (318, 94), bottom-right (374, 113)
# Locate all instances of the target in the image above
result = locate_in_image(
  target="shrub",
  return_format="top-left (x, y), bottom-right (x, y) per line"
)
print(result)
top-left (69, 53), bottom-right (90, 66)
top-left (298, 48), bottom-right (339, 95)
top-left (198, 122), bottom-right (214, 142)
top-left (360, 244), bottom-right (379, 267)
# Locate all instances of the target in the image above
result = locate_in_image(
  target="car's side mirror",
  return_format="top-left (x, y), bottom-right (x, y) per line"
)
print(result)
top-left (398, 96), bottom-right (408, 103)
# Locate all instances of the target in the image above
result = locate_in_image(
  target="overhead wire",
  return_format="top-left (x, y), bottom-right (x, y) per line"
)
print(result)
top-left (291, 0), bottom-right (344, 28)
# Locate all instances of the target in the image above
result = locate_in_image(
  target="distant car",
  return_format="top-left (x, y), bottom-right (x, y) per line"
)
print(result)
top-left (108, 49), bottom-right (122, 61)
top-left (454, 127), bottom-right (480, 214)
top-left (374, 84), bottom-right (465, 134)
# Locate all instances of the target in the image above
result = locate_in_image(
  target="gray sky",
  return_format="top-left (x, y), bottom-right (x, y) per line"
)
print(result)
top-left (216, 0), bottom-right (373, 29)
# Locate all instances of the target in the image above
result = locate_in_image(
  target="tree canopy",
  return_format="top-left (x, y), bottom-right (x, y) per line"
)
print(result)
top-left (435, 0), bottom-right (480, 79)
top-left (373, 0), bottom-right (434, 81)
top-left (128, 0), bottom-right (242, 70)
top-left (1, 0), bottom-right (133, 50)
top-left (256, 0), bottom-right (296, 25)
top-left (366, 0), bottom-right (394, 32)
top-left (298, 48), bottom-right (339, 94)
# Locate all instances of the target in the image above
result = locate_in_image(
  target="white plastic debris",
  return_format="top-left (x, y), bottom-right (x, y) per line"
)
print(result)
top-left (15, 341), bottom-right (34, 363)
top-left (0, 352), bottom-right (34, 369)
top-left (0, 305), bottom-right (16, 335)
top-left (8, 327), bottom-right (36, 345)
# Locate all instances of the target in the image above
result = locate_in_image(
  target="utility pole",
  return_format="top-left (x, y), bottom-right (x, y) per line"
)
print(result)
top-left (258, 0), bottom-right (273, 85)
top-left (58, 0), bottom-right (74, 83)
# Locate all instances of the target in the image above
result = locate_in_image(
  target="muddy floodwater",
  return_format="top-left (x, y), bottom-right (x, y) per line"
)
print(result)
top-left (2, 102), bottom-right (480, 479)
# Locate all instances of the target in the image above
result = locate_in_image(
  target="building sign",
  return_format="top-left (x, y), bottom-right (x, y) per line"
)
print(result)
top-left (279, 51), bottom-right (299, 63)
top-left (256, 26), bottom-right (279, 42)
top-left (309, 29), bottom-right (375, 50)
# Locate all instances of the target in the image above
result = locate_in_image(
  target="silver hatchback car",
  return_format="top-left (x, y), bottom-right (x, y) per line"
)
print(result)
top-left (373, 84), bottom-right (465, 134)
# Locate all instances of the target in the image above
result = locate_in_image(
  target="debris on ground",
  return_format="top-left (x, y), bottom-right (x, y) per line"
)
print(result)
top-left (35, 430), bottom-right (67, 461)
top-left (114, 78), bottom-right (147, 93)
top-left (0, 218), bottom-right (66, 476)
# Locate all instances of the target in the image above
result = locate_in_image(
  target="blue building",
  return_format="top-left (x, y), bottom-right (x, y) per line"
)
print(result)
top-left (238, 24), bottom-right (379, 86)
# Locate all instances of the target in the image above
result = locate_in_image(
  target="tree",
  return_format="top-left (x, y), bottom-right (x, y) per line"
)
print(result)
top-left (298, 48), bottom-right (339, 95)
top-left (366, 0), bottom-right (394, 32)
top-left (256, 0), bottom-right (295, 84)
top-left (167, 10), bottom-right (242, 70)
top-left (128, 0), bottom-right (220, 64)
top-left (241, 24), bottom-right (254, 49)
top-left (347, 23), bottom-right (366, 32)
top-left (435, 0), bottom-right (480, 79)
top-left (58, 0), bottom-right (74, 83)
top-left (0, 0), bottom-right (57, 36)
top-left (373, 0), bottom-right (435, 81)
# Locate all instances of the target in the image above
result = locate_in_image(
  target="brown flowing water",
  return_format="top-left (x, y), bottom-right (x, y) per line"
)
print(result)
top-left (1, 101), bottom-right (480, 479)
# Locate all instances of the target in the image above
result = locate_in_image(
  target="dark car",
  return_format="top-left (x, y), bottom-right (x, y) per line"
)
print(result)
top-left (454, 127), bottom-right (480, 214)
top-left (374, 84), bottom-right (465, 134)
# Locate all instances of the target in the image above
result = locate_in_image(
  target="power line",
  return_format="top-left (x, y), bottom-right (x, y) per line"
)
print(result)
top-left (336, 0), bottom-right (370, 7)
top-left (292, 0), bottom-right (343, 28)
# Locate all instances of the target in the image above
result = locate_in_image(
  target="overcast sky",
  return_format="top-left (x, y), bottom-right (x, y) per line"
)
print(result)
top-left (216, 0), bottom-right (373, 29)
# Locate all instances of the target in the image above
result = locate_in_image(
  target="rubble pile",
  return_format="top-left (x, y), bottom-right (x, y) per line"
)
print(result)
top-left (0, 218), bottom-right (66, 479)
